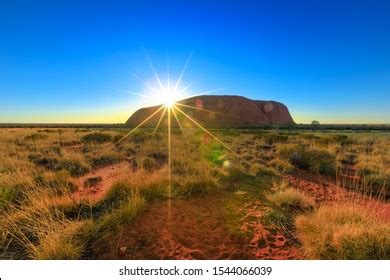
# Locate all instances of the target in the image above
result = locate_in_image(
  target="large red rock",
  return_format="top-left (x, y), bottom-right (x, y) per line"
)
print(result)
top-left (125, 95), bottom-right (294, 128)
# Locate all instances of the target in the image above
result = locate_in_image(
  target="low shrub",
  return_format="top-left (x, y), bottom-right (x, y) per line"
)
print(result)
top-left (141, 157), bottom-right (160, 172)
top-left (295, 205), bottom-right (390, 259)
top-left (31, 157), bottom-right (89, 177)
top-left (174, 176), bottom-right (219, 197)
top-left (90, 155), bottom-right (120, 168)
top-left (90, 193), bottom-right (145, 236)
top-left (140, 180), bottom-right (169, 201)
top-left (97, 181), bottom-right (133, 211)
top-left (30, 221), bottom-right (85, 260)
top-left (267, 188), bottom-right (315, 212)
top-left (278, 145), bottom-right (336, 175)
top-left (60, 160), bottom-right (90, 177)
top-left (81, 132), bottom-right (112, 144)
top-left (262, 209), bottom-right (291, 228)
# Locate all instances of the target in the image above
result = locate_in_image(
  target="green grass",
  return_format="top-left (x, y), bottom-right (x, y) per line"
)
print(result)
top-left (205, 143), bottom-right (225, 166)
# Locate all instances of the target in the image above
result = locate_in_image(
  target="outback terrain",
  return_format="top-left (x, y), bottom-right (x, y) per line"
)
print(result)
top-left (0, 127), bottom-right (389, 259)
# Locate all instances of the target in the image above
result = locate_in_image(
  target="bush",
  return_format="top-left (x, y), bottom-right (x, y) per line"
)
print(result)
top-left (262, 209), bottom-right (291, 228)
top-left (97, 181), bottom-right (133, 211)
top-left (267, 188), bottom-right (315, 212)
top-left (31, 157), bottom-right (89, 177)
top-left (60, 160), bottom-right (90, 177)
top-left (30, 222), bottom-right (84, 260)
top-left (90, 155), bottom-right (120, 168)
top-left (295, 205), bottom-right (390, 259)
top-left (175, 176), bottom-right (218, 197)
top-left (278, 145), bottom-right (336, 175)
top-left (140, 180), bottom-right (169, 201)
top-left (141, 157), bottom-right (160, 172)
top-left (81, 132), bottom-right (112, 144)
top-left (91, 193), bottom-right (145, 235)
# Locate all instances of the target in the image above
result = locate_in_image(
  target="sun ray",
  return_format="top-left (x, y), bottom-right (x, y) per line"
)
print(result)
top-left (174, 51), bottom-right (193, 91)
top-left (176, 75), bottom-right (202, 96)
top-left (132, 73), bottom-right (160, 95)
top-left (167, 107), bottom-right (172, 218)
top-left (153, 106), bottom-right (167, 134)
top-left (167, 52), bottom-right (170, 89)
top-left (115, 105), bottom-right (164, 145)
top-left (145, 53), bottom-right (164, 90)
top-left (171, 106), bottom-right (186, 133)
top-left (175, 102), bottom-right (224, 115)
top-left (111, 88), bottom-right (153, 99)
top-left (173, 105), bottom-right (234, 152)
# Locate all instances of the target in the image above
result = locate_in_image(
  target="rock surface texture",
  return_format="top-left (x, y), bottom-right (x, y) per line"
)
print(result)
top-left (125, 95), bottom-right (294, 128)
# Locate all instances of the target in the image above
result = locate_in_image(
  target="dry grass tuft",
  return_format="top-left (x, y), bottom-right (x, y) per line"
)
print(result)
top-left (295, 204), bottom-right (390, 259)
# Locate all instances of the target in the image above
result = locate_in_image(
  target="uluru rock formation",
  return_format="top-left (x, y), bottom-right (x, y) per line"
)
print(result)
top-left (125, 95), bottom-right (294, 128)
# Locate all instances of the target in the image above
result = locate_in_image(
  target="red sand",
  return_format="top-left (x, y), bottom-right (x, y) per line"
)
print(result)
top-left (92, 196), bottom-right (302, 260)
top-left (72, 162), bottom-right (131, 202)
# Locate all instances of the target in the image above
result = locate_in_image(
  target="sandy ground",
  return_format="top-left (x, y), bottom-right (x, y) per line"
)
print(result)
top-left (92, 195), bottom-right (302, 260)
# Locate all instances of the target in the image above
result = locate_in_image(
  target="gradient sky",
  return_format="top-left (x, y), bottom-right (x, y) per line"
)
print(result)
top-left (0, 0), bottom-right (389, 124)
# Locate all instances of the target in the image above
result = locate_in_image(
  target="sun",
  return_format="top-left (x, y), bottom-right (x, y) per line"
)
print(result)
top-left (157, 85), bottom-right (182, 108)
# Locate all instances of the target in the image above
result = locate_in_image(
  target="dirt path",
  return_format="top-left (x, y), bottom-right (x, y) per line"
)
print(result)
top-left (70, 162), bottom-right (131, 202)
top-left (92, 194), bottom-right (302, 260)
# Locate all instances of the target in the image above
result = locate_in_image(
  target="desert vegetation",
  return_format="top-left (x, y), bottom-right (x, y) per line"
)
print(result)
top-left (0, 128), bottom-right (388, 259)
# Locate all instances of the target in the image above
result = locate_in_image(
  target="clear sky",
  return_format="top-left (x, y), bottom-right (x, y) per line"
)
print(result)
top-left (0, 0), bottom-right (389, 124)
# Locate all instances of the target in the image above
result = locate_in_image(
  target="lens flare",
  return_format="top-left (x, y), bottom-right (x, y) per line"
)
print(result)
top-left (114, 54), bottom-right (236, 220)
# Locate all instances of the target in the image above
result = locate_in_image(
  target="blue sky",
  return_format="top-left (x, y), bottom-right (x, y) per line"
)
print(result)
top-left (0, 0), bottom-right (389, 123)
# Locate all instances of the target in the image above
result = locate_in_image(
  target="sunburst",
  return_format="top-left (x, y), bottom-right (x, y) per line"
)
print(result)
top-left (114, 54), bottom-right (235, 215)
